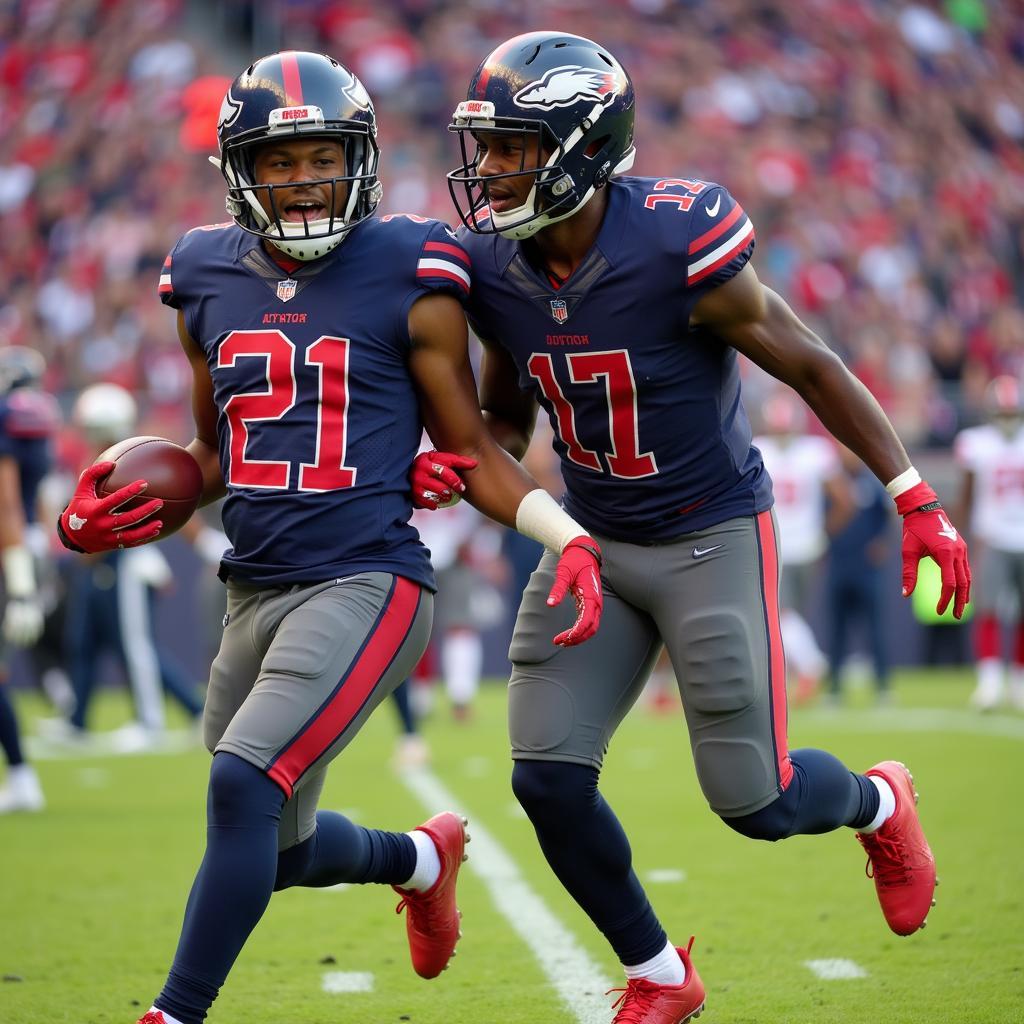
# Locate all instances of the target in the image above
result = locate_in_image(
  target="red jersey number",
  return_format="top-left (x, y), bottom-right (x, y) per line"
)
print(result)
top-left (217, 330), bottom-right (357, 491)
top-left (528, 350), bottom-right (658, 479)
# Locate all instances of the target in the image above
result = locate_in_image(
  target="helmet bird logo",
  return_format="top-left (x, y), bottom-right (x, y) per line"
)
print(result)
top-left (514, 66), bottom-right (618, 109)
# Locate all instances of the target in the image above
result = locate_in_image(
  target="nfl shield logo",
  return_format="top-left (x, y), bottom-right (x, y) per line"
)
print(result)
top-left (277, 278), bottom-right (297, 302)
top-left (550, 298), bottom-right (568, 323)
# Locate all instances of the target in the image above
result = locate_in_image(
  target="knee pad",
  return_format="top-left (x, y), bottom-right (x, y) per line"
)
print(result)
top-left (721, 785), bottom-right (799, 842)
top-left (511, 760), bottom-right (597, 821)
top-left (208, 752), bottom-right (284, 829)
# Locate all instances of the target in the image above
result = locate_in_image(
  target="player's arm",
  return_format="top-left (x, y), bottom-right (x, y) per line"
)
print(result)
top-left (408, 292), bottom-right (602, 645)
top-left (176, 311), bottom-right (227, 507)
top-left (0, 455), bottom-right (42, 645)
top-left (692, 262), bottom-right (970, 617)
top-left (410, 330), bottom-right (538, 508)
top-left (955, 468), bottom-right (974, 543)
top-left (479, 338), bottom-right (539, 461)
top-left (56, 313), bottom-right (226, 555)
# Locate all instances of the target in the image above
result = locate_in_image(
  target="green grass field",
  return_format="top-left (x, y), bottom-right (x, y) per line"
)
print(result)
top-left (2, 669), bottom-right (1023, 1024)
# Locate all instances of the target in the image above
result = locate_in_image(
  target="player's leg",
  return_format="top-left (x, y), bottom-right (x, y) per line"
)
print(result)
top-left (861, 572), bottom-right (891, 702)
top-left (508, 545), bottom-right (705, 1020)
top-left (149, 575), bottom-right (450, 1024)
top-left (0, 669), bottom-right (44, 813)
top-left (656, 512), bottom-right (934, 936)
top-left (825, 572), bottom-right (852, 703)
top-left (969, 544), bottom-right (1006, 710)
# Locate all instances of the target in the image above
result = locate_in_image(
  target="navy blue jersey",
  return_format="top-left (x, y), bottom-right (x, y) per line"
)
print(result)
top-left (461, 176), bottom-right (773, 542)
top-left (0, 388), bottom-right (59, 523)
top-left (160, 215), bottom-right (472, 588)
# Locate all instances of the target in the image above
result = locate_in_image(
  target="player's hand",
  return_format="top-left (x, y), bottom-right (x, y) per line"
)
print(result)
top-left (547, 536), bottom-right (604, 646)
top-left (57, 462), bottom-right (164, 554)
top-left (2, 596), bottom-right (43, 647)
top-left (410, 450), bottom-right (478, 510)
top-left (896, 480), bottom-right (971, 619)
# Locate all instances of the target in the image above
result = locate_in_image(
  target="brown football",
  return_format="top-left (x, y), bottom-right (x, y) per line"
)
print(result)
top-left (96, 436), bottom-right (203, 540)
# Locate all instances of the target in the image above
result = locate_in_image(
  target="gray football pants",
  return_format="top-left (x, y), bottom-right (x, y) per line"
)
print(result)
top-left (204, 572), bottom-right (433, 848)
top-left (509, 511), bottom-right (791, 817)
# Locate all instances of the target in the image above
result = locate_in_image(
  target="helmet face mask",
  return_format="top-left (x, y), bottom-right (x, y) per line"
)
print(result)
top-left (214, 53), bottom-right (382, 260)
top-left (447, 33), bottom-right (636, 240)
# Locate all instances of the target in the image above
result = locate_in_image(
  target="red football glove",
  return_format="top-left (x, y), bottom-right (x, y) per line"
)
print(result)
top-left (896, 480), bottom-right (971, 619)
top-left (57, 462), bottom-right (164, 554)
top-left (410, 450), bottom-right (478, 509)
top-left (547, 535), bottom-right (604, 646)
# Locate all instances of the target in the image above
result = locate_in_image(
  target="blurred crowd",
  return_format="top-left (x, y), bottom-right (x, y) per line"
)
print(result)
top-left (1, 0), bottom-right (1024, 459)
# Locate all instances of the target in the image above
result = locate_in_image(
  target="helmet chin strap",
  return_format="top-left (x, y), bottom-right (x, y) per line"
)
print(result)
top-left (211, 152), bottom-right (381, 260)
top-left (493, 151), bottom-right (636, 241)
top-left (490, 114), bottom-right (637, 240)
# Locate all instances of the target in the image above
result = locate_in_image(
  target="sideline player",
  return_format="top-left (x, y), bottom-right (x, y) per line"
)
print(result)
top-left (754, 391), bottom-right (852, 703)
top-left (55, 53), bottom-right (604, 1024)
top-left (413, 32), bottom-right (969, 1024)
top-left (954, 375), bottom-right (1024, 710)
top-left (0, 347), bottom-right (58, 813)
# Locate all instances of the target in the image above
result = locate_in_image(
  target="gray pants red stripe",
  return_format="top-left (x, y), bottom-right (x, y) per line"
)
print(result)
top-left (204, 572), bottom-right (432, 848)
top-left (508, 511), bottom-right (791, 817)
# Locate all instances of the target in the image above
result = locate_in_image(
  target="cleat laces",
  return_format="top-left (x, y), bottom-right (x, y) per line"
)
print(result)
top-left (607, 977), bottom-right (664, 1023)
top-left (861, 829), bottom-right (912, 886)
top-left (395, 888), bottom-right (442, 929)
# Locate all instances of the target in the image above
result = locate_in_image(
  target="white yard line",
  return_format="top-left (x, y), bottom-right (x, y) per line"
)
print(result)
top-left (401, 767), bottom-right (615, 1024)
top-left (321, 971), bottom-right (374, 993)
top-left (805, 959), bottom-right (868, 980)
top-left (798, 707), bottom-right (1024, 741)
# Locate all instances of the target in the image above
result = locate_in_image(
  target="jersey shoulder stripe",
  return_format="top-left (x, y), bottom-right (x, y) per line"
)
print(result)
top-left (688, 204), bottom-right (755, 284)
top-left (415, 233), bottom-right (471, 294)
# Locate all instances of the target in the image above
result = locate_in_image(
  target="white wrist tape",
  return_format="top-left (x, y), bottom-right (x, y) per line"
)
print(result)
top-left (2, 545), bottom-right (36, 598)
top-left (515, 488), bottom-right (587, 553)
top-left (885, 466), bottom-right (922, 499)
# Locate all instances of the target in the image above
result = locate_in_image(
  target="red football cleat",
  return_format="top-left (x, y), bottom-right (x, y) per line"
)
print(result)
top-left (136, 1012), bottom-right (169, 1024)
top-left (394, 811), bottom-right (469, 979)
top-left (857, 760), bottom-right (937, 936)
top-left (607, 939), bottom-right (705, 1024)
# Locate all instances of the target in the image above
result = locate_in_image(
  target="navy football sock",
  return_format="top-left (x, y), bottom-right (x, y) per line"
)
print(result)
top-left (0, 685), bottom-right (25, 766)
top-left (274, 810), bottom-right (417, 889)
top-left (155, 753), bottom-right (285, 1024)
top-left (723, 747), bottom-right (880, 840)
top-left (512, 760), bottom-right (667, 965)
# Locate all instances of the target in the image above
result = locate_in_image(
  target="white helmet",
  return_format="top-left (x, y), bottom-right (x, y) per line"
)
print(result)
top-left (72, 383), bottom-right (137, 446)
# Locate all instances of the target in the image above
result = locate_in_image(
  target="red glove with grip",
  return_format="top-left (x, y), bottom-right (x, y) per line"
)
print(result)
top-left (546, 536), bottom-right (604, 646)
top-left (896, 480), bottom-right (971, 619)
top-left (409, 450), bottom-right (478, 509)
top-left (58, 462), bottom-right (164, 554)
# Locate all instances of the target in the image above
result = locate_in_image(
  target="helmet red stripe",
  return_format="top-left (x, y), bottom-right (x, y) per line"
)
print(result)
top-left (280, 50), bottom-right (304, 105)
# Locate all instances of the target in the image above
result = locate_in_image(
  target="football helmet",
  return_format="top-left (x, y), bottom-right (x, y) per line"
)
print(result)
top-left (448, 31), bottom-right (635, 240)
top-left (213, 51), bottom-right (382, 260)
top-left (985, 375), bottom-right (1024, 435)
top-left (0, 346), bottom-right (45, 393)
top-left (72, 383), bottom-right (137, 447)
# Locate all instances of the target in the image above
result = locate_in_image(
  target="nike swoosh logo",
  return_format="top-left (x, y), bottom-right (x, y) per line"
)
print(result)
top-left (692, 544), bottom-right (724, 559)
top-left (705, 195), bottom-right (721, 217)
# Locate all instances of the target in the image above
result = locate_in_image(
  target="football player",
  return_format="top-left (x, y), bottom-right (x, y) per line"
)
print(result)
top-left (55, 53), bottom-right (605, 1024)
top-left (954, 375), bottom-right (1024, 710)
top-left (0, 347), bottom-right (59, 813)
top-left (754, 391), bottom-right (852, 703)
top-left (413, 31), bottom-right (969, 1024)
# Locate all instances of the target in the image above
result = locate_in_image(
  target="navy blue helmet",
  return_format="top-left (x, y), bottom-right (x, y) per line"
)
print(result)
top-left (448, 32), bottom-right (635, 239)
top-left (214, 51), bottom-right (382, 260)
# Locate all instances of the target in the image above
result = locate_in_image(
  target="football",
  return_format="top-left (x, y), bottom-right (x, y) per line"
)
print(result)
top-left (96, 435), bottom-right (203, 540)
